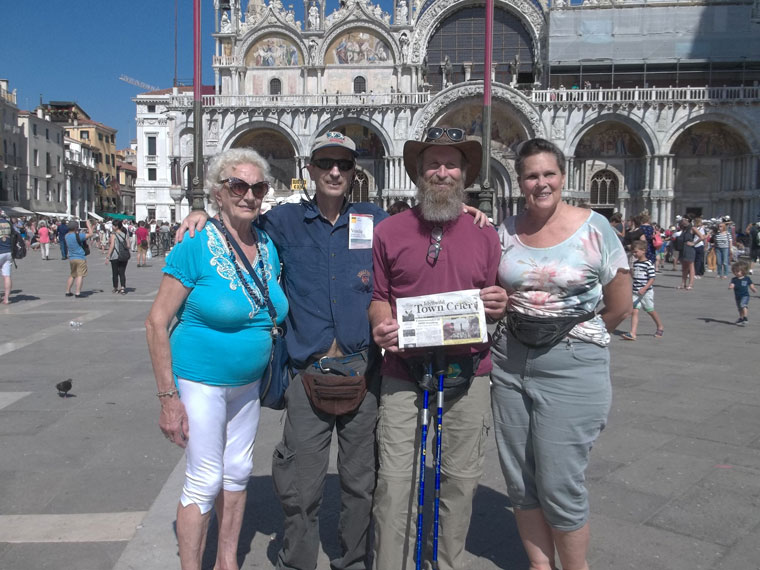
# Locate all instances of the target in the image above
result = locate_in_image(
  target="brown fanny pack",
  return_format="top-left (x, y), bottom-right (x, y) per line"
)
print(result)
top-left (301, 352), bottom-right (369, 416)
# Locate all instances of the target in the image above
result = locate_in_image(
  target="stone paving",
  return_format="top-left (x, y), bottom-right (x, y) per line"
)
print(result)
top-left (1, 246), bottom-right (759, 569)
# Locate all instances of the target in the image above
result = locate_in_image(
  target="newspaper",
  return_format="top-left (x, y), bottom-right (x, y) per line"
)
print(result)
top-left (396, 289), bottom-right (487, 349)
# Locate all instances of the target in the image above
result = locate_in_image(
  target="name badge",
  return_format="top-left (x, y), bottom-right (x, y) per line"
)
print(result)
top-left (349, 214), bottom-right (374, 250)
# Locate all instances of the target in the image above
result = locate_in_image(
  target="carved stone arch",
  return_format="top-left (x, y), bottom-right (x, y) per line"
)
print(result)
top-left (237, 25), bottom-right (308, 66)
top-left (566, 113), bottom-right (656, 158)
top-left (220, 120), bottom-right (301, 155)
top-left (408, 83), bottom-right (543, 145)
top-left (320, 20), bottom-right (401, 65)
top-left (410, 0), bottom-right (545, 65)
top-left (661, 112), bottom-right (758, 155)
top-left (310, 118), bottom-right (394, 157)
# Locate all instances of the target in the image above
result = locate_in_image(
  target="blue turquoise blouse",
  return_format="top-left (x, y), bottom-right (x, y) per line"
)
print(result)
top-left (164, 222), bottom-right (288, 386)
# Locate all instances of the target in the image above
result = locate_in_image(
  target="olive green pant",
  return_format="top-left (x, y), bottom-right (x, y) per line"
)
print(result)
top-left (373, 375), bottom-right (491, 570)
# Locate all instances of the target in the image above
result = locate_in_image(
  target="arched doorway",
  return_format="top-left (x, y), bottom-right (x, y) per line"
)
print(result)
top-left (575, 122), bottom-right (646, 213)
top-left (232, 129), bottom-right (297, 196)
top-left (671, 121), bottom-right (749, 219)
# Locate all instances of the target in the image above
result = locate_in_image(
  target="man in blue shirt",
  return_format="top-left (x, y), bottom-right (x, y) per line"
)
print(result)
top-left (56, 218), bottom-right (69, 260)
top-left (264, 132), bottom-right (387, 570)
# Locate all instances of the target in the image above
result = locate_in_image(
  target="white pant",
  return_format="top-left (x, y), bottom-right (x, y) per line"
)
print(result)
top-left (40, 242), bottom-right (50, 258)
top-left (178, 378), bottom-right (261, 514)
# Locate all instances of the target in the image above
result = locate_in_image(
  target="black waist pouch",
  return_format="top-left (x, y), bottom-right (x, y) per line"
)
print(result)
top-left (405, 351), bottom-right (482, 401)
top-left (505, 311), bottom-right (596, 349)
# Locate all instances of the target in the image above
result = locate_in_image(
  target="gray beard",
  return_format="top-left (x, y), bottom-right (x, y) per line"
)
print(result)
top-left (416, 176), bottom-right (465, 222)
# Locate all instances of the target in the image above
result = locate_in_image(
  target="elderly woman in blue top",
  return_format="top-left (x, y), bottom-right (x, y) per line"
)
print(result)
top-left (145, 148), bottom-right (288, 570)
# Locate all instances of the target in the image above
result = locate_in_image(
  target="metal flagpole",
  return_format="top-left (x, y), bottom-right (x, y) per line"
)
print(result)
top-left (478, 0), bottom-right (495, 218)
top-left (191, 0), bottom-right (205, 210)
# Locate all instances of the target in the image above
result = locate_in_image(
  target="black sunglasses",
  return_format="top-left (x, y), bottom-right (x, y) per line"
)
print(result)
top-left (426, 226), bottom-right (443, 265)
top-left (425, 127), bottom-right (465, 142)
top-left (219, 177), bottom-right (270, 198)
top-left (311, 158), bottom-right (355, 172)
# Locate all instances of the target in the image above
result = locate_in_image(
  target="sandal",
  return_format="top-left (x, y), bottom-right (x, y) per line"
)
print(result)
top-left (621, 333), bottom-right (636, 341)
top-left (119, 289), bottom-right (127, 295)
top-left (112, 288), bottom-right (118, 293)
top-left (655, 329), bottom-right (664, 338)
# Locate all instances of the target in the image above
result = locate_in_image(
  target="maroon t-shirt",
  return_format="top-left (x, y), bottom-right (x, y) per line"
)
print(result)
top-left (372, 207), bottom-right (501, 381)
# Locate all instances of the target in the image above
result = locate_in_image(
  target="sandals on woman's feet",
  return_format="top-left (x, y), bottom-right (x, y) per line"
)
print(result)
top-left (119, 289), bottom-right (127, 295)
top-left (655, 329), bottom-right (664, 338)
top-left (622, 333), bottom-right (636, 341)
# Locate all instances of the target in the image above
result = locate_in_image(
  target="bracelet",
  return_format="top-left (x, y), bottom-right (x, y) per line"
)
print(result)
top-left (156, 388), bottom-right (178, 398)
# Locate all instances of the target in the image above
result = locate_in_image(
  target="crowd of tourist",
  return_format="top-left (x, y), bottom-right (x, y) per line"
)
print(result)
top-left (3, 128), bottom-right (759, 570)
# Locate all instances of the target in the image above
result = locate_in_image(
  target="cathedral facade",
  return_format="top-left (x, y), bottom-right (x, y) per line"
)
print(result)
top-left (134, 0), bottom-right (760, 227)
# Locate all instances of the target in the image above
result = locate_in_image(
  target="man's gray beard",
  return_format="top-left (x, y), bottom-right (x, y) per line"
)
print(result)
top-left (416, 177), bottom-right (466, 222)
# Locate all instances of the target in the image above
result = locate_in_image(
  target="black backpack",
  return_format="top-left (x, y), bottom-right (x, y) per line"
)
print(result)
top-left (11, 230), bottom-right (26, 260)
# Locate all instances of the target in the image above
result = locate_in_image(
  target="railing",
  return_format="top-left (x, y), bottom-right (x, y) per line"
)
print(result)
top-left (212, 55), bottom-right (243, 67)
top-left (531, 85), bottom-right (760, 104)
top-left (0, 87), bottom-right (16, 105)
top-left (169, 91), bottom-right (432, 109)
top-left (145, 155), bottom-right (158, 165)
top-left (65, 150), bottom-right (96, 169)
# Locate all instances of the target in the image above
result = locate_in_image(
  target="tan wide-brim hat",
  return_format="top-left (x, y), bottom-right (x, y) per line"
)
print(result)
top-left (403, 130), bottom-right (482, 188)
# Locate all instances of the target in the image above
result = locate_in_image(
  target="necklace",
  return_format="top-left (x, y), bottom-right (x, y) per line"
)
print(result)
top-left (217, 212), bottom-right (268, 309)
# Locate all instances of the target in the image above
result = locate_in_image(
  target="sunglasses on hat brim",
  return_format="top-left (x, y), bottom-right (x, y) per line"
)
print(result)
top-left (425, 127), bottom-right (465, 142)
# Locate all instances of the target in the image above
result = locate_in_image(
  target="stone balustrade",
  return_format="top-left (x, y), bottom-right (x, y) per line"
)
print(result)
top-left (168, 91), bottom-right (432, 109)
top-left (531, 85), bottom-right (760, 104)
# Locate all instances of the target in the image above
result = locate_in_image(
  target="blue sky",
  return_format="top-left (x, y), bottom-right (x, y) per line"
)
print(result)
top-left (1, 0), bottom-right (390, 149)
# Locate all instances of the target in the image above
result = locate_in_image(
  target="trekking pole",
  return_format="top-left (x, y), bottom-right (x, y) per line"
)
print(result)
top-left (415, 358), bottom-right (433, 570)
top-left (431, 348), bottom-right (446, 570)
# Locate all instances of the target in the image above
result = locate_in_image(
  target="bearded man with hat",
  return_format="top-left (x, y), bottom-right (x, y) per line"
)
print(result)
top-left (369, 126), bottom-right (508, 570)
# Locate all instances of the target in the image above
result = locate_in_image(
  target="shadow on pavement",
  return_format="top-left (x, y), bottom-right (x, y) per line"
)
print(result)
top-left (198, 475), bottom-right (526, 570)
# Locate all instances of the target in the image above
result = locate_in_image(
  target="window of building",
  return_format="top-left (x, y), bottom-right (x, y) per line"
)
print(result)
top-left (98, 133), bottom-right (103, 141)
top-left (424, 6), bottom-right (535, 90)
top-left (147, 105), bottom-right (156, 112)
top-left (46, 180), bottom-right (51, 201)
top-left (589, 170), bottom-right (619, 206)
top-left (57, 156), bottom-right (62, 173)
top-left (34, 149), bottom-right (39, 167)
top-left (111, 153), bottom-right (115, 165)
top-left (81, 130), bottom-right (89, 140)
top-left (46, 152), bottom-right (51, 174)
top-left (34, 178), bottom-right (39, 200)
top-left (106, 154), bottom-right (110, 165)
top-left (65, 130), bottom-right (70, 137)
top-left (147, 135), bottom-right (157, 156)
top-left (46, 128), bottom-right (49, 140)
top-left (270, 78), bottom-right (282, 95)
top-left (148, 168), bottom-right (157, 181)
top-left (349, 170), bottom-right (369, 203)
top-left (57, 182), bottom-right (62, 202)
top-left (33, 124), bottom-right (37, 136)
top-left (353, 76), bottom-right (367, 93)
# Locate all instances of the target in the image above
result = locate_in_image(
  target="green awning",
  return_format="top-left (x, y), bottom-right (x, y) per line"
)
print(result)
top-left (98, 212), bottom-right (135, 221)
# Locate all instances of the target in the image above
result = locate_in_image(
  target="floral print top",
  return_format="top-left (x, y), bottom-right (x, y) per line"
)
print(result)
top-left (497, 210), bottom-right (629, 346)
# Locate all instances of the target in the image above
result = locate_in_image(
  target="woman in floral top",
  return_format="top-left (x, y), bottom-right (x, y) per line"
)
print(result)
top-left (491, 139), bottom-right (632, 570)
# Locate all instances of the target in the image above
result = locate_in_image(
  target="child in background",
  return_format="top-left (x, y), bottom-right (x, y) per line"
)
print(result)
top-left (622, 241), bottom-right (664, 340)
top-left (729, 260), bottom-right (756, 326)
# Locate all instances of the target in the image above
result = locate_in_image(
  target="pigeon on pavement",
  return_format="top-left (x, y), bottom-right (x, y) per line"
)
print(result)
top-left (56, 379), bottom-right (73, 398)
